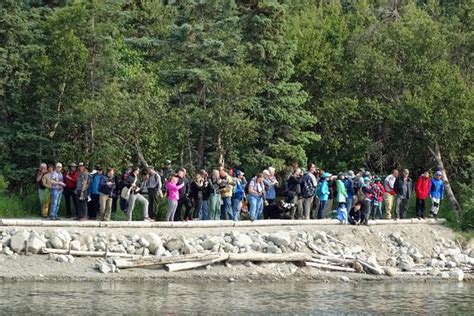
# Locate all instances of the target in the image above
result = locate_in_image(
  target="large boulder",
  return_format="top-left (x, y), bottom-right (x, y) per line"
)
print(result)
top-left (48, 229), bottom-right (71, 249)
top-left (165, 238), bottom-right (183, 252)
top-left (143, 233), bottom-right (163, 253)
top-left (232, 234), bottom-right (253, 248)
top-left (267, 232), bottom-right (291, 247)
top-left (27, 232), bottom-right (46, 254)
top-left (70, 240), bottom-right (81, 251)
top-left (451, 268), bottom-right (464, 282)
top-left (10, 230), bottom-right (29, 253)
top-left (202, 236), bottom-right (225, 250)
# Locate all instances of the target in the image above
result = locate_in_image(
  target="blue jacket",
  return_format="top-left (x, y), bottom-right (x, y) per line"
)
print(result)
top-left (89, 173), bottom-right (102, 195)
top-left (317, 180), bottom-right (329, 201)
top-left (430, 178), bottom-right (444, 199)
top-left (264, 177), bottom-right (276, 200)
top-left (343, 178), bottom-right (354, 197)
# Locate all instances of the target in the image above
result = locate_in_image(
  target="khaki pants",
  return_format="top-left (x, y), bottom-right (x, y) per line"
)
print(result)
top-left (40, 188), bottom-right (50, 218)
top-left (384, 193), bottom-right (395, 219)
top-left (100, 194), bottom-right (113, 221)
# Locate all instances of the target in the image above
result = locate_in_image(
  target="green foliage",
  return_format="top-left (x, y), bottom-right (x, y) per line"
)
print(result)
top-left (0, 0), bottom-right (472, 226)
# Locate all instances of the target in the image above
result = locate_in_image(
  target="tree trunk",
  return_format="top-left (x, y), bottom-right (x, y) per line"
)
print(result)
top-left (217, 132), bottom-right (224, 165)
top-left (428, 142), bottom-right (461, 216)
top-left (197, 133), bottom-right (205, 169)
top-left (135, 140), bottom-right (148, 168)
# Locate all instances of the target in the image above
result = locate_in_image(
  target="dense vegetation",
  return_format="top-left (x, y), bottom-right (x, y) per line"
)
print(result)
top-left (0, 0), bottom-right (472, 223)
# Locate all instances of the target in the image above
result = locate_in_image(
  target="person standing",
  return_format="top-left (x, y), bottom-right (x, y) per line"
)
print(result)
top-left (360, 177), bottom-right (374, 225)
top-left (263, 167), bottom-right (278, 208)
top-left (370, 177), bottom-right (385, 220)
top-left (248, 173), bottom-right (265, 221)
top-left (146, 166), bottom-right (162, 220)
top-left (49, 163), bottom-right (66, 220)
top-left (88, 165), bottom-right (103, 220)
top-left (394, 169), bottom-right (413, 219)
top-left (430, 171), bottom-right (445, 219)
top-left (208, 170), bottom-right (222, 220)
top-left (231, 170), bottom-right (246, 221)
top-left (415, 171), bottom-right (431, 219)
top-left (218, 169), bottom-right (235, 220)
top-left (125, 167), bottom-right (152, 221)
top-left (286, 168), bottom-right (303, 219)
top-left (316, 172), bottom-right (331, 219)
top-left (200, 171), bottom-right (211, 220)
top-left (63, 163), bottom-right (79, 218)
top-left (99, 167), bottom-right (116, 221)
top-left (336, 173), bottom-right (348, 208)
top-left (301, 164), bottom-right (318, 220)
top-left (190, 171), bottom-right (206, 220)
top-left (76, 163), bottom-right (90, 220)
top-left (165, 175), bottom-right (185, 221)
top-left (344, 171), bottom-right (355, 211)
top-left (36, 163), bottom-right (49, 218)
top-left (175, 168), bottom-right (192, 221)
top-left (383, 169), bottom-right (399, 219)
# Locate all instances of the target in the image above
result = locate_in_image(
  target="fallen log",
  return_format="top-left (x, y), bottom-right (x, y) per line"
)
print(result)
top-left (41, 248), bottom-right (144, 259)
top-left (228, 252), bottom-right (311, 262)
top-left (114, 253), bottom-right (221, 269)
top-left (312, 254), bottom-right (355, 266)
top-left (308, 242), bottom-right (338, 258)
top-left (305, 261), bottom-right (356, 272)
top-left (165, 254), bottom-right (229, 272)
top-left (356, 259), bottom-right (384, 275)
top-left (326, 235), bottom-right (347, 247)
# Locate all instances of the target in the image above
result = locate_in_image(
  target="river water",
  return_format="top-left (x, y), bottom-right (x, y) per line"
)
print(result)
top-left (0, 281), bottom-right (472, 315)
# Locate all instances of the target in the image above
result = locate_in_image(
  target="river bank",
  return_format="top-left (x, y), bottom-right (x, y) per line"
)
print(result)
top-left (0, 219), bottom-right (472, 283)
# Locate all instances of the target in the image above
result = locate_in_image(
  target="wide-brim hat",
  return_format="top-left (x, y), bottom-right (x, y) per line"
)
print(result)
top-left (69, 162), bottom-right (77, 167)
top-left (322, 172), bottom-right (332, 178)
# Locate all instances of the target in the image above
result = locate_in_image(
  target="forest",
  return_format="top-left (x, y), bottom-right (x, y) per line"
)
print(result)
top-left (0, 0), bottom-right (472, 221)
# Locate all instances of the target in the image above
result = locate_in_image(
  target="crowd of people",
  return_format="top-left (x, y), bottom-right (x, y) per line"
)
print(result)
top-left (35, 160), bottom-right (445, 224)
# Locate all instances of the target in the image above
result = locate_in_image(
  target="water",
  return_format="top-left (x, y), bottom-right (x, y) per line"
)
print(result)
top-left (0, 281), bottom-right (472, 315)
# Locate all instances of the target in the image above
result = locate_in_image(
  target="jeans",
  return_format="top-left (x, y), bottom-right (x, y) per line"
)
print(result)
top-left (416, 198), bottom-right (426, 218)
top-left (89, 194), bottom-right (100, 219)
top-left (200, 200), bottom-right (209, 220)
top-left (76, 190), bottom-right (88, 219)
top-left (50, 189), bottom-right (62, 219)
top-left (166, 199), bottom-right (178, 221)
top-left (311, 197), bottom-right (320, 219)
top-left (147, 188), bottom-right (158, 219)
top-left (127, 193), bottom-right (149, 221)
top-left (395, 197), bottom-right (408, 219)
top-left (193, 197), bottom-right (203, 219)
top-left (220, 196), bottom-right (232, 220)
top-left (63, 188), bottom-right (78, 218)
top-left (232, 198), bottom-right (242, 221)
top-left (248, 194), bottom-right (263, 221)
top-left (208, 193), bottom-right (221, 220)
top-left (346, 197), bottom-right (353, 211)
top-left (370, 200), bottom-right (383, 220)
top-left (317, 200), bottom-right (327, 219)
top-left (362, 200), bottom-right (371, 224)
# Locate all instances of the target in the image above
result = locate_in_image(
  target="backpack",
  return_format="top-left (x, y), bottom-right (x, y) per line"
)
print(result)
top-left (301, 175), bottom-right (315, 198)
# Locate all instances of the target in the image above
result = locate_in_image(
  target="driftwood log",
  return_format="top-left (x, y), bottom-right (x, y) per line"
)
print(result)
top-left (305, 261), bottom-right (356, 272)
top-left (41, 248), bottom-right (145, 259)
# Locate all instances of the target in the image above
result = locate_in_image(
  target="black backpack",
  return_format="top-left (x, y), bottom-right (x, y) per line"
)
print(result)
top-left (301, 175), bottom-right (315, 198)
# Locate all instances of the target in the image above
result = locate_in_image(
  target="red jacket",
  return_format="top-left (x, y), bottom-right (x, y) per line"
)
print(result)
top-left (63, 171), bottom-right (79, 190)
top-left (415, 176), bottom-right (431, 199)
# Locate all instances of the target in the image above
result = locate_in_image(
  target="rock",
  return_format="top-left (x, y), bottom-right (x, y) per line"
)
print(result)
top-left (143, 233), bottom-right (162, 253)
top-left (429, 258), bottom-right (439, 267)
top-left (10, 230), bottom-right (29, 253)
top-left (340, 276), bottom-right (350, 282)
top-left (384, 267), bottom-right (397, 277)
top-left (386, 257), bottom-right (397, 267)
top-left (430, 267), bottom-right (440, 276)
top-left (131, 234), bottom-right (140, 242)
top-left (353, 261), bottom-right (364, 273)
top-left (165, 238), bottom-right (183, 252)
top-left (438, 253), bottom-right (446, 261)
top-left (232, 234), bottom-right (253, 248)
top-left (266, 245), bottom-right (279, 254)
top-left (95, 242), bottom-right (107, 251)
top-left (57, 255), bottom-right (69, 263)
top-left (446, 248), bottom-right (461, 256)
top-left (398, 254), bottom-right (414, 272)
top-left (66, 255), bottom-right (75, 263)
top-left (228, 277), bottom-right (235, 282)
top-left (391, 232), bottom-right (402, 243)
top-left (26, 235), bottom-right (46, 254)
top-left (441, 272), bottom-right (450, 279)
top-left (154, 246), bottom-right (166, 256)
top-left (183, 243), bottom-right (197, 255)
top-left (223, 243), bottom-right (236, 253)
top-left (138, 237), bottom-right (150, 248)
top-left (202, 237), bottom-right (224, 250)
top-left (250, 243), bottom-right (262, 252)
top-left (446, 261), bottom-right (457, 268)
top-left (450, 269), bottom-right (464, 282)
top-left (111, 245), bottom-right (127, 254)
top-left (267, 232), bottom-right (291, 247)
top-left (48, 253), bottom-right (58, 261)
top-left (96, 261), bottom-right (116, 274)
top-left (70, 240), bottom-right (81, 251)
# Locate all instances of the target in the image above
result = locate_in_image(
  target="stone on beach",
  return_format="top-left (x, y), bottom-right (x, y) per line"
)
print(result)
top-left (10, 230), bottom-right (29, 253)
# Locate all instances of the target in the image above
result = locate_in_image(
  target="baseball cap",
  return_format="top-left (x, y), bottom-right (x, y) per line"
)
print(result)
top-left (78, 162), bottom-right (84, 166)
top-left (435, 171), bottom-right (442, 176)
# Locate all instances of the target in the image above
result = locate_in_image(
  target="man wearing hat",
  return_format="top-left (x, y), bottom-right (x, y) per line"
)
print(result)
top-left (63, 162), bottom-right (79, 218)
top-left (76, 163), bottom-right (90, 220)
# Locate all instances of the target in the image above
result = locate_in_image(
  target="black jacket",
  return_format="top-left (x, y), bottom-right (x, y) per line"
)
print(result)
top-left (287, 175), bottom-right (302, 196)
top-left (394, 177), bottom-right (413, 199)
top-left (177, 176), bottom-right (191, 198)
